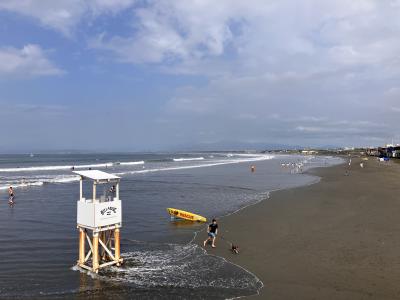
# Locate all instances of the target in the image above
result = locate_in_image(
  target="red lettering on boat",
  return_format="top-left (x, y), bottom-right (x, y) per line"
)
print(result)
top-left (179, 212), bottom-right (194, 219)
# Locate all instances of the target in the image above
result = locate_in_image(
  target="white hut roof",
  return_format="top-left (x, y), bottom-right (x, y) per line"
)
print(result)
top-left (73, 170), bottom-right (120, 181)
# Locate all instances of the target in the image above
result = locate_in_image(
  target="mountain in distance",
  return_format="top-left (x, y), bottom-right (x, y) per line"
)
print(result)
top-left (167, 140), bottom-right (305, 152)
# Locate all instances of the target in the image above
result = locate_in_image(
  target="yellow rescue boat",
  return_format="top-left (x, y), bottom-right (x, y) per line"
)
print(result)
top-left (167, 208), bottom-right (207, 223)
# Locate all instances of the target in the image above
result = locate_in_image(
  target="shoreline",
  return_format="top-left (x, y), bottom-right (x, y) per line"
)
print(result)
top-left (195, 157), bottom-right (400, 299)
top-left (191, 159), bottom-right (340, 298)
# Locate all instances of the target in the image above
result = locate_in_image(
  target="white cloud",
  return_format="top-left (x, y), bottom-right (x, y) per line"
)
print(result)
top-left (4, 1), bottom-right (400, 74)
top-left (89, 0), bottom-right (400, 72)
top-left (0, 0), bottom-right (136, 35)
top-left (0, 44), bottom-right (63, 77)
top-left (90, 0), bottom-right (244, 64)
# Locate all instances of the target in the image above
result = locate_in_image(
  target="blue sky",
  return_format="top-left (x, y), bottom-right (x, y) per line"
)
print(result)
top-left (0, 1), bottom-right (399, 152)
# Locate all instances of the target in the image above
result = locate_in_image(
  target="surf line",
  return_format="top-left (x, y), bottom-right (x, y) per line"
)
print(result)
top-left (116, 156), bottom-right (275, 176)
top-left (1, 156), bottom-right (275, 190)
top-left (0, 161), bottom-right (144, 172)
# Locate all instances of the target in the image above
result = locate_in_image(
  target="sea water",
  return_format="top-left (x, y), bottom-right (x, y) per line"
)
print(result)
top-left (0, 152), bottom-right (342, 299)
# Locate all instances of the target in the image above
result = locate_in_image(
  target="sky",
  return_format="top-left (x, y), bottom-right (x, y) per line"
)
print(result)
top-left (0, 0), bottom-right (399, 152)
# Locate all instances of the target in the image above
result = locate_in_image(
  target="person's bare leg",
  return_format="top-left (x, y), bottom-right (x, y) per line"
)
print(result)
top-left (211, 237), bottom-right (216, 247)
top-left (203, 237), bottom-right (209, 247)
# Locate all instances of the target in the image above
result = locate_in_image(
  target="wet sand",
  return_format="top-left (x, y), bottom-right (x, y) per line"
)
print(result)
top-left (196, 157), bottom-right (400, 299)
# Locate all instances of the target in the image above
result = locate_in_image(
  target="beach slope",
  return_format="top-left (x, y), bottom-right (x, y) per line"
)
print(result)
top-left (196, 158), bottom-right (400, 299)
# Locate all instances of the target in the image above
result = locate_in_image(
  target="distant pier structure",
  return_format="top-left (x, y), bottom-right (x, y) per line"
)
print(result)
top-left (73, 170), bottom-right (123, 273)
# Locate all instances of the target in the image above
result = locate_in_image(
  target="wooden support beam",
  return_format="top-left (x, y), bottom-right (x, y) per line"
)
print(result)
top-left (86, 233), bottom-right (93, 252)
top-left (84, 249), bottom-right (92, 263)
top-left (92, 233), bottom-right (99, 273)
top-left (104, 231), bottom-right (113, 260)
top-left (114, 228), bottom-right (121, 265)
top-left (99, 261), bottom-right (118, 268)
top-left (79, 228), bottom-right (85, 265)
top-left (79, 264), bottom-right (93, 272)
top-left (99, 237), bottom-right (116, 261)
top-left (100, 231), bottom-right (105, 260)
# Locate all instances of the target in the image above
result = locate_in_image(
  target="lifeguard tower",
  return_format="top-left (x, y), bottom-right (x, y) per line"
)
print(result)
top-left (73, 170), bottom-right (123, 273)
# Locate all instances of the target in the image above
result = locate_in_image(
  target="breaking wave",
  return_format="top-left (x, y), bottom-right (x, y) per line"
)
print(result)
top-left (0, 175), bottom-right (79, 190)
top-left (78, 241), bottom-right (263, 298)
top-left (115, 155), bottom-right (275, 176)
top-left (173, 157), bottom-right (205, 162)
top-left (0, 163), bottom-right (111, 172)
top-left (0, 155), bottom-right (275, 191)
top-left (0, 161), bottom-right (145, 172)
top-left (118, 161), bottom-right (145, 166)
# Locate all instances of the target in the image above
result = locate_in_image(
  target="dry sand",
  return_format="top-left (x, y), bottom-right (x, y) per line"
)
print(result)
top-left (196, 157), bottom-right (400, 299)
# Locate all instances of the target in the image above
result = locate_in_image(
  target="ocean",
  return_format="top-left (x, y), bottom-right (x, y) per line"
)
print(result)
top-left (0, 152), bottom-right (342, 299)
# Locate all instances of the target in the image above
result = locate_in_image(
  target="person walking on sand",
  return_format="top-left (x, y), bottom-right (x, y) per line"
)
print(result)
top-left (203, 219), bottom-right (218, 248)
top-left (8, 186), bottom-right (15, 206)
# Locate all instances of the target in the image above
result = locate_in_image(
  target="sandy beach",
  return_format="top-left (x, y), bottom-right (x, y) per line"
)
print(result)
top-left (196, 157), bottom-right (400, 299)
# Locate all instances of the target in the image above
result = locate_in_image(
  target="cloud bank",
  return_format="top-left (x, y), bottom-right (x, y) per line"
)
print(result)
top-left (1, 0), bottom-right (400, 148)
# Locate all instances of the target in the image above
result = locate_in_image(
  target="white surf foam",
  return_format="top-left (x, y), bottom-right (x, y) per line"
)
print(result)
top-left (0, 155), bottom-right (275, 190)
top-left (116, 155), bottom-right (275, 176)
top-left (0, 181), bottom-right (44, 190)
top-left (99, 242), bottom-right (262, 293)
top-left (173, 157), bottom-right (205, 162)
top-left (0, 161), bottom-right (144, 172)
top-left (119, 161), bottom-right (145, 166)
top-left (0, 175), bottom-right (80, 190)
top-left (0, 162), bottom-right (112, 172)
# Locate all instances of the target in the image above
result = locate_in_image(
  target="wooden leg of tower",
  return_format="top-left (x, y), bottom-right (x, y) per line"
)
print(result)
top-left (105, 230), bottom-right (112, 260)
top-left (92, 233), bottom-right (99, 273)
top-left (100, 231), bottom-right (105, 261)
top-left (114, 228), bottom-right (121, 266)
top-left (78, 228), bottom-right (85, 265)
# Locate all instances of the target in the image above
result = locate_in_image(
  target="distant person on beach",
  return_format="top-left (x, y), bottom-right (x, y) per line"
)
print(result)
top-left (203, 219), bottom-right (218, 248)
top-left (8, 186), bottom-right (14, 206)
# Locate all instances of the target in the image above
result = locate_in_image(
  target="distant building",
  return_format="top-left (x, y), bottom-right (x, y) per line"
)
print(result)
top-left (367, 146), bottom-right (400, 158)
top-left (301, 150), bottom-right (318, 155)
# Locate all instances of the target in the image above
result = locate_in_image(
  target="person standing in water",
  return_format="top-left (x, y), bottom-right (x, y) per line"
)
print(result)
top-left (8, 186), bottom-right (15, 206)
top-left (203, 219), bottom-right (218, 248)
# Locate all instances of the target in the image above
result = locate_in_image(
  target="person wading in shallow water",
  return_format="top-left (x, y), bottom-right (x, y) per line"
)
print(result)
top-left (203, 219), bottom-right (218, 248)
top-left (8, 186), bottom-right (15, 206)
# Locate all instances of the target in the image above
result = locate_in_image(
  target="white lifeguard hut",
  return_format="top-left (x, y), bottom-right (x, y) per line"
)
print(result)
top-left (73, 170), bottom-right (123, 273)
